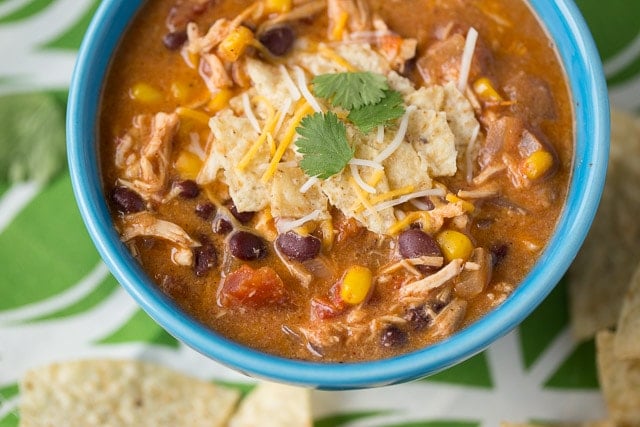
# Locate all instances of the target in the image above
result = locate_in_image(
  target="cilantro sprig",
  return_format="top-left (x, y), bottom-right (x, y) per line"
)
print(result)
top-left (312, 72), bottom-right (388, 110)
top-left (295, 72), bottom-right (407, 178)
top-left (295, 112), bottom-right (354, 179)
top-left (347, 89), bottom-right (405, 133)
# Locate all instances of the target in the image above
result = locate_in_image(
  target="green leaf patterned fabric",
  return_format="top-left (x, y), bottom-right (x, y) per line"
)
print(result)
top-left (0, 0), bottom-right (636, 425)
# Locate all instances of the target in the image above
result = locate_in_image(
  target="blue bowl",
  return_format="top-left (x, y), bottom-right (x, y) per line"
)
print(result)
top-left (67, 0), bottom-right (609, 389)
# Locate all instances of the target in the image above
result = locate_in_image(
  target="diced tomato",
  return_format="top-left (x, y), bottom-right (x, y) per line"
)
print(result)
top-left (220, 264), bottom-right (287, 308)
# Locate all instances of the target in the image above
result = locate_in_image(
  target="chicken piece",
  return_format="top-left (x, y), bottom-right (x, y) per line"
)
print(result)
top-left (115, 112), bottom-right (179, 201)
top-left (429, 298), bottom-right (467, 340)
top-left (120, 212), bottom-right (200, 266)
top-left (399, 259), bottom-right (465, 301)
top-left (199, 53), bottom-right (233, 92)
top-left (185, 19), bottom-right (231, 56)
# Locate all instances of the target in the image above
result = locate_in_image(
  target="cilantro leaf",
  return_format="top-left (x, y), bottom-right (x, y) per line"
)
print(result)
top-left (348, 89), bottom-right (406, 133)
top-left (295, 112), bottom-right (354, 179)
top-left (312, 72), bottom-right (388, 110)
top-left (0, 92), bottom-right (66, 184)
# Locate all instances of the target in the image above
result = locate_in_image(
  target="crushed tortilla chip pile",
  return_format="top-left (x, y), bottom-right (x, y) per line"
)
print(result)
top-left (18, 359), bottom-right (312, 427)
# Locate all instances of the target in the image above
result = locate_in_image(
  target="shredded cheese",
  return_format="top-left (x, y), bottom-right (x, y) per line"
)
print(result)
top-left (368, 185), bottom-right (416, 207)
top-left (457, 27), bottom-right (479, 92)
top-left (370, 188), bottom-right (445, 213)
top-left (276, 209), bottom-right (325, 234)
top-left (237, 110), bottom-right (281, 171)
top-left (318, 44), bottom-right (357, 71)
top-left (350, 163), bottom-right (376, 194)
top-left (349, 176), bottom-right (379, 219)
top-left (299, 176), bottom-right (319, 194)
top-left (274, 97), bottom-right (292, 137)
top-left (293, 66), bottom-right (323, 113)
top-left (266, 132), bottom-right (276, 156)
top-left (348, 158), bottom-right (384, 170)
top-left (376, 125), bottom-right (385, 143)
top-left (187, 133), bottom-right (207, 160)
top-left (279, 65), bottom-right (301, 101)
top-left (465, 124), bottom-right (481, 183)
top-left (320, 218), bottom-right (334, 250)
top-left (242, 92), bottom-right (261, 133)
top-left (409, 198), bottom-right (432, 211)
top-left (330, 11), bottom-right (349, 41)
top-left (261, 101), bottom-right (314, 183)
top-left (374, 105), bottom-right (416, 164)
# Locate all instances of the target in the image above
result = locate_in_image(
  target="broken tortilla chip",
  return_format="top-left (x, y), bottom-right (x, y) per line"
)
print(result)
top-left (569, 109), bottom-right (640, 340)
top-left (596, 330), bottom-right (640, 424)
top-left (614, 261), bottom-right (640, 359)
top-left (500, 422), bottom-right (615, 427)
top-left (228, 381), bottom-right (312, 427)
top-left (19, 359), bottom-right (240, 427)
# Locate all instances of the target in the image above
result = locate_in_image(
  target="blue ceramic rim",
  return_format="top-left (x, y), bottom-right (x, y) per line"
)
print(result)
top-left (67, 0), bottom-right (609, 389)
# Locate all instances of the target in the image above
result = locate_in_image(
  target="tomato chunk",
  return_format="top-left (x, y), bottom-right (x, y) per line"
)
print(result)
top-left (220, 264), bottom-right (287, 308)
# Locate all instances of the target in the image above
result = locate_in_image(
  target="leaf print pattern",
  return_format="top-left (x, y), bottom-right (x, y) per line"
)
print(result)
top-left (0, 0), bottom-right (637, 424)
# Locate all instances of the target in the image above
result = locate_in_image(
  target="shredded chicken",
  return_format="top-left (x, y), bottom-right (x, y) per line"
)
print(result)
top-left (120, 212), bottom-right (200, 266)
top-left (429, 298), bottom-right (467, 340)
top-left (258, 0), bottom-right (326, 34)
top-left (185, 19), bottom-right (231, 56)
top-left (200, 53), bottom-right (233, 91)
top-left (115, 112), bottom-right (179, 200)
top-left (400, 259), bottom-right (465, 301)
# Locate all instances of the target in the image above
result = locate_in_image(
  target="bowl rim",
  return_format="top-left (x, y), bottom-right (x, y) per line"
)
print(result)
top-left (67, 0), bottom-right (609, 389)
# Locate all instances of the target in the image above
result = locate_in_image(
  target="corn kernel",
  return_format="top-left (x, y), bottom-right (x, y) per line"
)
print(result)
top-left (436, 230), bottom-right (474, 262)
top-left (340, 265), bottom-right (373, 305)
top-left (218, 26), bottom-right (254, 62)
top-left (472, 77), bottom-right (503, 102)
top-left (264, 0), bottom-right (292, 14)
top-left (129, 83), bottom-right (162, 104)
top-left (522, 150), bottom-right (554, 180)
top-left (175, 151), bottom-right (203, 180)
top-left (445, 193), bottom-right (475, 213)
top-left (208, 88), bottom-right (234, 113)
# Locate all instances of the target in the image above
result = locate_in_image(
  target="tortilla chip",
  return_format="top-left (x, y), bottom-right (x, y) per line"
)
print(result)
top-left (569, 109), bottom-right (640, 340)
top-left (228, 381), bottom-right (312, 427)
top-left (500, 422), bottom-right (615, 427)
top-left (19, 359), bottom-right (240, 427)
top-left (614, 262), bottom-right (640, 359)
top-left (596, 330), bottom-right (640, 424)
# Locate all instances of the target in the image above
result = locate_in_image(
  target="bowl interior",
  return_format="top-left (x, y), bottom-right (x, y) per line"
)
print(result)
top-left (67, 0), bottom-right (609, 389)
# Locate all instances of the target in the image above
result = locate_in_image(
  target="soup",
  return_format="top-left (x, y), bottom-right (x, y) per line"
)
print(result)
top-left (100, 0), bottom-right (573, 361)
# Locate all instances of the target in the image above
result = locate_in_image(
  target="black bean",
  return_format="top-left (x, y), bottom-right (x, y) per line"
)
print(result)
top-left (276, 231), bottom-right (321, 262)
top-left (228, 231), bottom-right (267, 261)
top-left (380, 325), bottom-right (408, 348)
top-left (174, 180), bottom-right (200, 199)
top-left (398, 229), bottom-right (441, 259)
top-left (404, 306), bottom-right (432, 330)
top-left (195, 202), bottom-right (215, 220)
top-left (193, 241), bottom-right (217, 277)
top-left (227, 201), bottom-right (255, 224)
top-left (490, 243), bottom-right (509, 267)
top-left (162, 30), bottom-right (188, 50)
top-left (213, 216), bottom-right (233, 235)
top-left (258, 26), bottom-right (295, 56)
top-left (111, 186), bottom-right (146, 214)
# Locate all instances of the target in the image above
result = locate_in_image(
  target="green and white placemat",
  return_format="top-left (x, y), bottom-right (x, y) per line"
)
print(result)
top-left (1, 0), bottom-right (639, 425)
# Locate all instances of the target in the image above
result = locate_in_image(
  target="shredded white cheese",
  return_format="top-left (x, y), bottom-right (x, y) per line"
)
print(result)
top-left (369, 188), bottom-right (446, 213)
top-left (276, 209), bottom-right (325, 234)
top-left (409, 198), bottom-right (433, 211)
top-left (279, 64), bottom-right (301, 101)
top-left (376, 125), bottom-right (385, 143)
top-left (293, 66), bottom-right (323, 113)
top-left (465, 124), bottom-right (481, 183)
top-left (187, 132), bottom-right (207, 160)
top-left (457, 27), bottom-right (478, 92)
top-left (350, 163), bottom-right (377, 194)
top-left (242, 92), bottom-right (261, 133)
top-left (374, 105), bottom-right (416, 164)
top-left (349, 158), bottom-right (384, 170)
top-left (274, 97), bottom-right (292, 137)
top-left (299, 176), bottom-right (319, 194)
